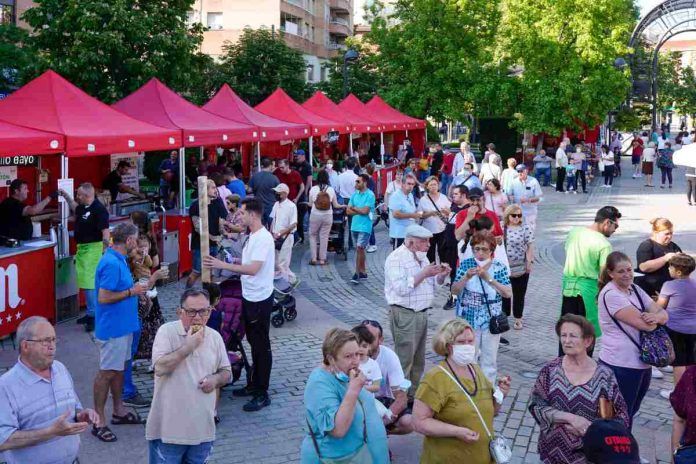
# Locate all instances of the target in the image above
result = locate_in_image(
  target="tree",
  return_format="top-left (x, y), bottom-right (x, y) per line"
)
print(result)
top-left (366, 0), bottom-right (501, 120)
top-left (313, 39), bottom-right (383, 102)
top-left (21, 0), bottom-right (213, 103)
top-left (0, 24), bottom-right (40, 91)
top-left (495, 0), bottom-right (637, 136)
top-left (216, 27), bottom-right (309, 106)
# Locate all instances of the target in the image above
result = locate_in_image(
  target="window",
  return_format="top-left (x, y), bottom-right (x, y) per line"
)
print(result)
top-left (307, 64), bottom-right (315, 82)
top-left (320, 66), bottom-right (327, 82)
top-left (0, 3), bottom-right (15, 25)
top-left (186, 11), bottom-right (197, 26)
top-left (206, 12), bottom-right (223, 30)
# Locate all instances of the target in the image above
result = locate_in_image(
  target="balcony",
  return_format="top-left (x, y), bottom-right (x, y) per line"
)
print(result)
top-left (329, 0), bottom-right (351, 14)
top-left (330, 16), bottom-right (349, 27)
top-left (327, 42), bottom-right (347, 51)
top-left (282, 0), bottom-right (312, 14)
top-left (328, 21), bottom-right (351, 37)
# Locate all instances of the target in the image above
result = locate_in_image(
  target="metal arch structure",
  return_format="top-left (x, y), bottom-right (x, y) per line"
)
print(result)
top-left (629, 0), bottom-right (696, 127)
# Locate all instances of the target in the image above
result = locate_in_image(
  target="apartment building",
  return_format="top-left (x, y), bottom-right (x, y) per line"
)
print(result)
top-left (0, 0), bottom-right (32, 28)
top-left (189, 0), bottom-right (354, 83)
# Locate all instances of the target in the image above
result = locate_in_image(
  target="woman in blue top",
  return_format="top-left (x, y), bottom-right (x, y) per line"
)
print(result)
top-left (657, 141), bottom-right (675, 189)
top-left (301, 328), bottom-right (389, 464)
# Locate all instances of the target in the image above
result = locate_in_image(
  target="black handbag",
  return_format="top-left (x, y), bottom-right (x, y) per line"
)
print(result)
top-left (479, 276), bottom-right (510, 334)
top-left (274, 236), bottom-right (286, 251)
top-left (428, 193), bottom-right (458, 250)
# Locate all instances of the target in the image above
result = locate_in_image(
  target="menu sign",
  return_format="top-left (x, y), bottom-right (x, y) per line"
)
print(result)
top-left (0, 155), bottom-right (40, 166)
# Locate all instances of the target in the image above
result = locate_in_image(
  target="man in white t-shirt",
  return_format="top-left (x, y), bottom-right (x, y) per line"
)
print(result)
top-left (204, 198), bottom-right (275, 412)
top-left (361, 320), bottom-right (414, 434)
top-left (270, 184), bottom-right (298, 284)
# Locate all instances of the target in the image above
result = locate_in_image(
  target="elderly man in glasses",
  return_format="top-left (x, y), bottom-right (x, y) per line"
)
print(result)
top-left (146, 288), bottom-right (231, 464)
top-left (0, 316), bottom-right (99, 464)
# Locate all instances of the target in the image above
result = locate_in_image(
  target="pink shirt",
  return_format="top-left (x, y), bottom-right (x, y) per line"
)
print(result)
top-left (598, 281), bottom-right (651, 370)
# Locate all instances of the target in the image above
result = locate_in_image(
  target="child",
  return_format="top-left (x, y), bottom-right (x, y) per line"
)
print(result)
top-left (351, 326), bottom-right (393, 422)
top-left (202, 282), bottom-right (224, 424)
top-left (565, 163), bottom-right (577, 194)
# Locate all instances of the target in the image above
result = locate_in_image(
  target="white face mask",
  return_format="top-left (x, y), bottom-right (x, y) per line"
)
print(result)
top-left (326, 164), bottom-right (333, 170)
top-left (451, 344), bottom-right (476, 366)
top-left (462, 169), bottom-right (471, 176)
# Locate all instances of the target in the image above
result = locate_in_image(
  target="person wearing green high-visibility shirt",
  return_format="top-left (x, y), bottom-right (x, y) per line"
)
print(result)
top-left (559, 206), bottom-right (622, 356)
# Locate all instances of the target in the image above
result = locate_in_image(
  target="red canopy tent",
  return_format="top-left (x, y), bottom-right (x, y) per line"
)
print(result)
top-left (303, 91), bottom-right (381, 133)
top-left (0, 71), bottom-right (181, 156)
top-left (0, 121), bottom-right (64, 156)
top-left (113, 78), bottom-right (258, 146)
top-left (203, 84), bottom-right (309, 141)
top-left (365, 95), bottom-right (426, 130)
top-left (255, 88), bottom-right (349, 136)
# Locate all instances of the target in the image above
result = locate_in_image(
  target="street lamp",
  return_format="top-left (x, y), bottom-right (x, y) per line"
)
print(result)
top-left (342, 48), bottom-right (360, 98)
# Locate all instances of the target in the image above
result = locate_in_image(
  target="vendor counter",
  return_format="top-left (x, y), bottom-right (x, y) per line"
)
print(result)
top-left (0, 239), bottom-right (57, 338)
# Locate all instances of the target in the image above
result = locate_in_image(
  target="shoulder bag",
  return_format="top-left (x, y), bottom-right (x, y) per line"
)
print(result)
top-left (602, 284), bottom-right (675, 367)
top-left (436, 365), bottom-right (512, 463)
top-left (306, 398), bottom-right (373, 464)
top-left (479, 276), bottom-right (510, 334)
top-left (427, 193), bottom-right (458, 250)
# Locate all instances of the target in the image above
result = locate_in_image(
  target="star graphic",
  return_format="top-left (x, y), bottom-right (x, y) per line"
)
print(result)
top-left (6, 315), bottom-right (11, 323)
top-left (15, 311), bottom-right (22, 321)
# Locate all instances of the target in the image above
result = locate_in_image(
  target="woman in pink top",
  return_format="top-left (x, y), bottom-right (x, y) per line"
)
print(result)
top-left (597, 251), bottom-right (669, 430)
top-left (483, 179), bottom-right (507, 221)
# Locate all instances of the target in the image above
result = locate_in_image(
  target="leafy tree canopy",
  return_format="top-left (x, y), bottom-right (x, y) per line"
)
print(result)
top-left (0, 24), bottom-right (40, 91)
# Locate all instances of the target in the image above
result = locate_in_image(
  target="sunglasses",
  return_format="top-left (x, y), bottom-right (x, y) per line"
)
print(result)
top-left (510, 214), bottom-right (522, 218)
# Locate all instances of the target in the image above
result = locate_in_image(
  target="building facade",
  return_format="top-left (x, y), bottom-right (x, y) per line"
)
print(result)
top-left (189, 0), bottom-right (353, 83)
top-left (0, 0), bottom-right (32, 27)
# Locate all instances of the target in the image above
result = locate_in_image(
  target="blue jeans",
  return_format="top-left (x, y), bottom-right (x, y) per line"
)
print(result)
top-left (535, 167), bottom-right (551, 186)
top-left (122, 330), bottom-right (141, 400)
top-left (418, 169), bottom-right (430, 183)
top-left (440, 173), bottom-right (453, 194)
top-left (369, 229), bottom-right (376, 246)
top-left (149, 439), bottom-right (213, 464)
top-left (84, 288), bottom-right (97, 317)
top-left (602, 361), bottom-right (651, 431)
top-left (565, 175), bottom-right (576, 191)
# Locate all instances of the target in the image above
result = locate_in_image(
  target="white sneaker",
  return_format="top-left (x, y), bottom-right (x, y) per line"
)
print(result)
top-left (651, 366), bottom-right (664, 379)
top-left (573, 190), bottom-right (578, 195)
top-left (661, 365), bottom-right (674, 373)
top-left (659, 389), bottom-right (673, 400)
top-left (639, 457), bottom-right (650, 464)
top-left (366, 245), bottom-right (378, 253)
top-left (565, 190), bottom-right (569, 194)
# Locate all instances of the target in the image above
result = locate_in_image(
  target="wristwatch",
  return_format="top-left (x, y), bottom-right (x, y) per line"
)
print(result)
top-left (486, 277), bottom-right (494, 284)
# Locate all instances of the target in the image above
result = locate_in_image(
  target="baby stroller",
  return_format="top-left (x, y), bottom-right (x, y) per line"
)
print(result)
top-left (270, 275), bottom-right (298, 328)
top-left (327, 208), bottom-right (348, 261)
top-left (216, 278), bottom-right (251, 385)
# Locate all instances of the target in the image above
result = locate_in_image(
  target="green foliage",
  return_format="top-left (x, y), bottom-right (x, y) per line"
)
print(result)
top-left (366, 0), bottom-right (501, 120)
top-left (656, 51), bottom-right (682, 112)
top-left (313, 39), bottom-right (383, 102)
top-left (613, 106), bottom-right (642, 132)
top-left (216, 27), bottom-right (309, 106)
top-left (0, 24), bottom-right (40, 91)
top-left (21, 0), bottom-right (214, 103)
top-left (495, 0), bottom-right (637, 135)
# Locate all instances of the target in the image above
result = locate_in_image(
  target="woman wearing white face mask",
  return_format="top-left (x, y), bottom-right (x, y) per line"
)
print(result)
top-left (301, 328), bottom-right (389, 463)
top-left (412, 319), bottom-right (511, 464)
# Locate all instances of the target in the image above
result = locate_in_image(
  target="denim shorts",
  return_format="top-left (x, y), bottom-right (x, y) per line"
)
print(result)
top-left (95, 333), bottom-right (132, 371)
top-left (352, 231), bottom-right (370, 249)
top-left (192, 246), bottom-right (219, 274)
top-left (149, 439), bottom-right (213, 464)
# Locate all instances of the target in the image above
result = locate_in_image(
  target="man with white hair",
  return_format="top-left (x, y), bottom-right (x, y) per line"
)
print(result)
top-left (453, 141), bottom-right (478, 176)
top-left (270, 183), bottom-right (298, 284)
top-left (555, 138), bottom-right (569, 192)
top-left (0, 316), bottom-right (99, 463)
top-left (384, 224), bottom-right (451, 399)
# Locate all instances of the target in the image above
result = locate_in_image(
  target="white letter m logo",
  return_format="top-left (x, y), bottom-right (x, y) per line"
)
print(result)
top-left (0, 264), bottom-right (21, 313)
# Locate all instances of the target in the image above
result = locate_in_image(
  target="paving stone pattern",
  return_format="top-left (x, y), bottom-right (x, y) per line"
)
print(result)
top-left (133, 169), bottom-right (695, 463)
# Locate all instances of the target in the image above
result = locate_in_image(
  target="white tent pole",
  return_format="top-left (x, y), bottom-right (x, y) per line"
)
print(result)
top-left (256, 142), bottom-right (261, 172)
top-left (178, 147), bottom-right (186, 211)
top-left (349, 133), bottom-right (353, 157)
top-left (60, 153), bottom-right (69, 257)
top-left (405, 129), bottom-right (409, 138)
top-left (309, 136), bottom-right (314, 164)
top-left (380, 132), bottom-right (385, 166)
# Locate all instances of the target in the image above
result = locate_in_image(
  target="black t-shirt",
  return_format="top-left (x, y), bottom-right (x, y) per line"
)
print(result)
top-left (74, 200), bottom-right (110, 244)
top-left (635, 238), bottom-right (682, 296)
top-left (189, 197), bottom-right (227, 250)
top-left (0, 197), bottom-right (32, 240)
top-left (431, 150), bottom-right (444, 175)
top-left (293, 161), bottom-right (313, 201)
top-left (103, 170), bottom-right (123, 202)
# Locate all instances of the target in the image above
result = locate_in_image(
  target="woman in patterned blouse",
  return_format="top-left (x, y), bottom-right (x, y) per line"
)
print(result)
top-left (501, 205), bottom-right (534, 330)
top-left (529, 314), bottom-right (630, 464)
top-left (451, 231), bottom-right (512, 383)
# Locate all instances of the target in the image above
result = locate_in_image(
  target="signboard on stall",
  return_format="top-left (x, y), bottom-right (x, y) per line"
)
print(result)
top-left (110, 152), bottom-right (141, 201)
top-left (0, 155), bottom-right (40, 166)
top-left (0, 166), bottom-right (18, 186)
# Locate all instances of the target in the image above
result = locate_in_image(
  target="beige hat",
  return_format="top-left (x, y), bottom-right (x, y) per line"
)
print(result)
top-left (272, 183), bottom-right (290, 194)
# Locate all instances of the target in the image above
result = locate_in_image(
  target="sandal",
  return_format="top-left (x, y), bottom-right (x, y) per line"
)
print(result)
top-left (111, 411), bottom-right (145, 425)
top-left (92, 425), bottom-right (118, 442)
top-left (318, 260), bottom-right (327, 266)
top-left (514, 319), bottom-right (523, 330)
top-left (309, 260), bottom-right (318, 266)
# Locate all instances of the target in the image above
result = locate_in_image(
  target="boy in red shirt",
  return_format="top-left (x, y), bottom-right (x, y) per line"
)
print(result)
top-left (453, 187), bottom-right (503, 241)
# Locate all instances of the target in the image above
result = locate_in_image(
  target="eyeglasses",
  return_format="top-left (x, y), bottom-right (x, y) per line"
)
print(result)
top-left (473, 246), bottom-right (491, 252)
top-left (181, 307), bottom-right (212, 317)
top-left (25, 337), bottom-right (57, 347)
top-left (509, 214), bottom-right (522, 218)
top-left (608, 219), bottom-right (619, 229)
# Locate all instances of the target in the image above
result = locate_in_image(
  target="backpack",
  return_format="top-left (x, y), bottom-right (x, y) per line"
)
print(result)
top-left (314, 185), bottom-right (331, 211)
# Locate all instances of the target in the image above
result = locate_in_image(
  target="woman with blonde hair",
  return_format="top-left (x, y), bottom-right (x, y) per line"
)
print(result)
top-left (501, 205), bottom-right (534, 330)
top-left (417, 176), bottom-right (452, 263)
top-left (636, 217), bottom-right (682, 298)
top-left (500, 157), bottom-right (518, 195)
top-left (413, 319), bottom-right (511, 464)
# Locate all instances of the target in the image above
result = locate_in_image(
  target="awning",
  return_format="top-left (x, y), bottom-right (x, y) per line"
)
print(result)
top-left (303, 91), bottom-right (381, 133)
top-left (0, 120), bottom-right (64, 156)
top-left (255, 88), bottom-right (349, 136)
top-left (203, 84), bottom-right (309, 141)
top-left (365, 95), bottom-right (427, 130)
top-left (113, 78), bottom-right (258, 146)
top-left (0, 71), bottom-right (181, 156)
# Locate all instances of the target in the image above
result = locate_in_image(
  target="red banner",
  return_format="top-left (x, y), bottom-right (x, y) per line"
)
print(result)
top-left (0, 247), bottom-right (56, 337)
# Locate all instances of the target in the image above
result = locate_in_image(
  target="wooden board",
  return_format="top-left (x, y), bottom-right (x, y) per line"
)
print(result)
top-left (197, 176), bottom-right (210, 283)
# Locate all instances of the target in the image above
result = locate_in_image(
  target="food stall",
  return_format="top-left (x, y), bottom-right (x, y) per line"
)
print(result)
top-left (112, 78), bottom-right (259, 277)
top-left (0, 70), bottom-right (182, 333)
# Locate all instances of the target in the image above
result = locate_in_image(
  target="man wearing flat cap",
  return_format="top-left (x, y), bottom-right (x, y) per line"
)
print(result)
top-left (508, 164), bottom-right (543, 232)
top-left (384, 224), bottom-right (451, 399)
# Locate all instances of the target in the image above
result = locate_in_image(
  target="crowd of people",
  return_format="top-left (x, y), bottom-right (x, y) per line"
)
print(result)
top-left (1, 133), bottom-right (695, 464)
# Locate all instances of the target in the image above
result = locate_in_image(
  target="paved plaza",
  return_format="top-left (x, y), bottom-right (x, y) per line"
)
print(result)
top-left (2, 167), bottom-right (695, 464)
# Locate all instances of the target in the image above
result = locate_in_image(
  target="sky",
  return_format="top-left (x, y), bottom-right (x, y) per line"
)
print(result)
top-left (636, 0), bottom-right (696, 40)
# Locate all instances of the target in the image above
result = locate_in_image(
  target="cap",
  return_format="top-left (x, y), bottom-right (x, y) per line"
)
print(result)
top-left (583, 420), bottom-right (640, 464)
top-left (405, 224), bottom-right (433, 239)
top-left (467, 187), bottom-right (484, 199)
top-left (272, 183), bottom-right (290, 194)
top-left (294, 149), bottom-right (306, 156)
top-left (515, 163), bottom-right (528, 172)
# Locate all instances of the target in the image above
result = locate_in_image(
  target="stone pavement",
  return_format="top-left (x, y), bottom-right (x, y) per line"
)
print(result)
top-left (2, 165), bottom-right (694, 464)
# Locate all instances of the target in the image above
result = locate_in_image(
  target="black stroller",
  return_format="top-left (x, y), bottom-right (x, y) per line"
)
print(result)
top-left (327, 208), bottom-right (348, 261)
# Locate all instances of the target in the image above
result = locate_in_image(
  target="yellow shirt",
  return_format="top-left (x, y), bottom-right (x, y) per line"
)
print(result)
top-left (416, 362), bottom-right (495, 464)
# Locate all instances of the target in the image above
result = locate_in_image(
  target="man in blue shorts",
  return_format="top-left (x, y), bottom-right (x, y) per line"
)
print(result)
top-left (347, 174), bottom-right (375, 284)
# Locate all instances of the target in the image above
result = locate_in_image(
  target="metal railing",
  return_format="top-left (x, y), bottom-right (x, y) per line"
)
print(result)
top-left (330, 17), bottom-right (349, 26)
top-left (327, 42), bottom-right (347, 50)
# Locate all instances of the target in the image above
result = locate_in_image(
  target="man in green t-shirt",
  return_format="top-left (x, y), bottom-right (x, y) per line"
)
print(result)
top-left (560, 206), bottom-right (622, 353)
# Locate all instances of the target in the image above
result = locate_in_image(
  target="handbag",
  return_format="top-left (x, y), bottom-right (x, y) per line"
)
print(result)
top-left (674, 444), bottom-right (696, 464)
top-left (274, 236), bottom-right (286, 251)
top-left (479, 276), bottom-right (510, 335)
top-left (437, 365), bottom-right (512, 463)
top-left (602, 284), bottom-right (675, 367)
top-left (428, 193), bottom-right (458, 250)
top-left (306, 399), bottom-right (373, 464)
